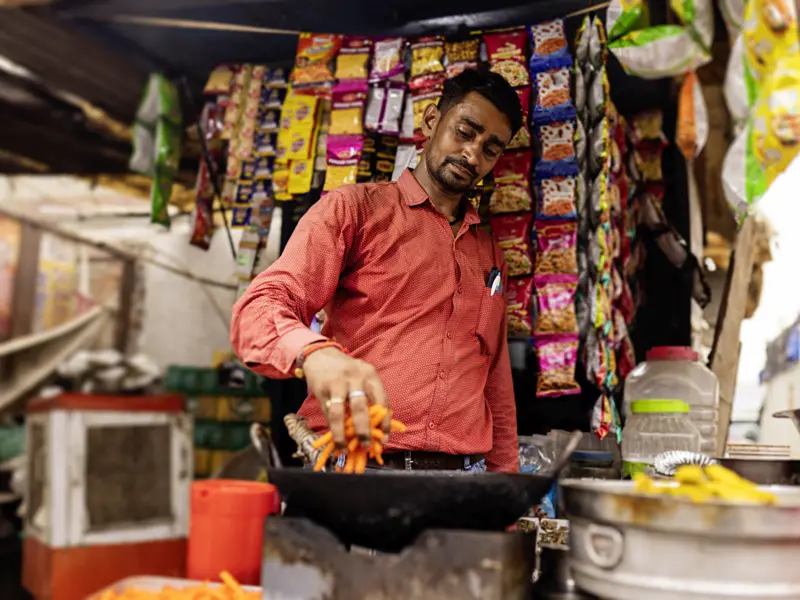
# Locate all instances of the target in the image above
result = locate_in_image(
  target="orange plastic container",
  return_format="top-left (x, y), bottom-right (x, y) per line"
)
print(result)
top-left (187, 480), bottom-right (280, 585)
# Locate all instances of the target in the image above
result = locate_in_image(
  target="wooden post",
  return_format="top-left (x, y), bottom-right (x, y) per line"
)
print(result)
top-left (114, 258), bottom-right (137, 354)
top-left (711, 217), bottom-right (757, 455)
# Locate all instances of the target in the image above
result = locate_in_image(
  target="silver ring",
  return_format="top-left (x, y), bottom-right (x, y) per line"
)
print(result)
top-left (348, 390), bottom-right (367, 400)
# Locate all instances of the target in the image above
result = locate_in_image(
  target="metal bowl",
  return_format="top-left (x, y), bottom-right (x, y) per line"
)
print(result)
top-left (560, 479), bottom-right (800, 600)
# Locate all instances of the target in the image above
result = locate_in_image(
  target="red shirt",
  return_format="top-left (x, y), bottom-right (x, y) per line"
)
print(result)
top-left (231, 169), bottom-right (519, 472)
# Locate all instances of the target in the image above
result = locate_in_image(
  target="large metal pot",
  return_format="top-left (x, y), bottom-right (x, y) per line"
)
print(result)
top-left (560, 479), bottom-right (800, 600)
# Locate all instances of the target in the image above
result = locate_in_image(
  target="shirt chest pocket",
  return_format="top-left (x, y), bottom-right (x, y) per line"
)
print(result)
top-left (475, 288), bottom-right (506, 358)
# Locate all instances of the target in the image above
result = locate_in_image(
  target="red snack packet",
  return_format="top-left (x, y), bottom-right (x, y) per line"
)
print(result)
top-left (534, 220), bottom-right (578, 275)
top-left (190, 159), bottom-right (216, 250)
top-left (536, 334), bottom-right (581, 397)
top-left (506, 277), bottom-right (534, 337)
top-left (508, 86), bottom-right (532, 149)
top-left (484, 29), bottom-right (530, 88)
top-left (291, 33), bottom-right (343, 89)
top-left (490, 214), bottom-right (533, 277)
top-left (489, 150), bottom-right (533, 214)
top-left (534, 274), bottom-right (579, 336)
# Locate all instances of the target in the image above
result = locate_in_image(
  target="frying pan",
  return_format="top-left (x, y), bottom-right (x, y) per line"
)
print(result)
top-left (267, 431), bottom-right (582, 553)
top-left (719, 457), bottom-right (800, 486)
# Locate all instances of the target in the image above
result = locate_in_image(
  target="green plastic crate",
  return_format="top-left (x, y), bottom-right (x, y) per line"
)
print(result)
top-left (164, 365), bottom-right (268, 397)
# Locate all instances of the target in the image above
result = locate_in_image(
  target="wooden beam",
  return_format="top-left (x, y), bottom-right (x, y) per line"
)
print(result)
top-left (9, 223), bottom-right (42, 339)
top-left (711, 216), bottom-right (758, 455)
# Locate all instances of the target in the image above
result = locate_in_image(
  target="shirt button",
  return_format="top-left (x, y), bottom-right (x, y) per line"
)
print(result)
top-left (457, 286), bottom-right (463, 294)
top-left (439, 371), bottom-right (447, 379)
top-left (429, 422), bottom-right (436, 429)
top-left (446, 332), bottom-right (453, 339)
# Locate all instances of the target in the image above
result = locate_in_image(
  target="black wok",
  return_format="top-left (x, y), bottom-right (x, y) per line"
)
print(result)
top-left (267, 431), bottom-right (581, 553)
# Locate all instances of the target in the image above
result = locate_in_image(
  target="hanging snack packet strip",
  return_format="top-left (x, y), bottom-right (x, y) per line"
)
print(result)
top-left (329, 82), bottom-right (368, 136)
top-left (536, 334), bottom-right (581, 397)
top-left (484, 29), bottom-right (530, 88)
top-left (535, 220), bottom-right (578, 276)
top-left (534, 106), bottom-right (578, 163)
top-left (286, 94), bottom-right (321, 161)
top-left (534, 274), bottom-right (579, 336)
top-left (508, 86), bottom-right (532, 149)
top-left (291, 33), bottom-right (342, 91)
top-left (529, 19), bottom-right (569, 66)
top-left (409, 36), bottom-right (445, 86)
top-left (489, 150), bottom-right (534, 214)
top-left (445, 37), bottom-right (481, 79)
top-left (506, 277), bottom-right (535, 337)
top-left (323, 135), bottom-right (364, 192)
top-left (335, 36), bottom-right (372, 82)
top-left (190, 158), bottom-right (215, 250)
top-left (371, 37), bottom-right (407, 81)
top-left (489, 214), bottom-right (534, 277)
top-left (532, 55), bottom-right (574, 115)
top-left (535, 160), bottom-right (579, 220)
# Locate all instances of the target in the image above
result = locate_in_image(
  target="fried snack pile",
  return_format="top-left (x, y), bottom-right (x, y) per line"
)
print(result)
top-left (311, 404), bottom-right (406, 473)
top-left (633, 464), bottom-right (777, 505)
top-left (97, 572), bottom-right (259, 600)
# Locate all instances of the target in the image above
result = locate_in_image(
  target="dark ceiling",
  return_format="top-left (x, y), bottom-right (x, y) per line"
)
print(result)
top-left (0, 0), bottom-right (612, 175)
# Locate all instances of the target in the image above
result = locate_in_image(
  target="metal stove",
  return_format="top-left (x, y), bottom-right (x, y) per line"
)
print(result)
top-left (261, 516), bottom-right (536, 600)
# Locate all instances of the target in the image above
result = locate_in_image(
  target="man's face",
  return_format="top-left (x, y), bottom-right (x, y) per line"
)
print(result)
top-left (421, 92), bottom-right (514, 195)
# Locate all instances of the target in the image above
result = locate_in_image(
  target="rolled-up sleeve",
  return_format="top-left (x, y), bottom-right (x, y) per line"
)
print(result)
top-left (230, 189), bottom-right (357, 378)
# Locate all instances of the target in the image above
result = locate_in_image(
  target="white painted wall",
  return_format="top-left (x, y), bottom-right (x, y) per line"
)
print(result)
top-left (78, 216), bottom-right (242, 369)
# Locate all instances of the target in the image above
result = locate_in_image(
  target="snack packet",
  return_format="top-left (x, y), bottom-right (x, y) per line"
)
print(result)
top-left (287, 159), bottom-right (314, 195)
top-left (606, 1), bottom-right (713, 79)
top-left (364, 81), bottom-right (406, 135)
top-left (532, 55), bottom-right (574, 116)
top-left (489, 150), bottom-right (534, 214)
top-left (291, 33), bottom-right (343, 90)
top-left (632, 143), bottom-right (664, 183)
top-left (575, 118), bottom-right (588, 166)
top-left (575, 16), bottom-right (592, 66)
top-left (265, 67), bottom-right (288, 89)
top-left (204, 65), bottom-right (235, 96)
top-left (535, 334), bottom-right (581, 397)
top-left (535, 220), bottom-right (578, 275)
top-left (324, 135), bottom-right (364, 191)
top-left (590, 394), bottom-right (620, 441)
top-left (371, 37), bottom-right (407, 81)
top-left (534, 274), bottom-right (579, 335)
top-left (410, 36), bottom-right (445, 82)
top-left (358, 133), bottom-right (400, 183)
top-left (490, 214), bottom-right (534, 277)
top-left (534, 106), bottom-right (577, 163)
top-left (589, 117), bottom-right (610, 176)
top-left (485, 29), bottom-right (530, 88)
top-left (412, 84), bottom-right (444, 138)
top-left (535, 160), bottom-right (579, 220)
top-left (508, 86), bottom-right (532, 149)
top-left (271, 166), bottom-right (291, 201)
top-left (630, 110), bottom-right (666, 145)
top-left (329, 82), bottom-right (368, 136)
top-left (529, 19), bottom-right (569, 66)
top-left (587, 65), bottom-right (610, 127)
top-left (506, 277), bottom-right (535, 337)
top-left (445, 37), bottom-right (481, 79)
top-left (335, 36), bottom-right (372, 82)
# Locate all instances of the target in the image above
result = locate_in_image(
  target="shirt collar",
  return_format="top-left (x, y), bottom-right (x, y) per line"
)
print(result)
top-left (398, 168), bottom-right (481, 226)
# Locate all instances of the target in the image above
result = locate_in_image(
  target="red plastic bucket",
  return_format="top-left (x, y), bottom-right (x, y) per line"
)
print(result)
top-left (187, 480), bottom-right (280, 585)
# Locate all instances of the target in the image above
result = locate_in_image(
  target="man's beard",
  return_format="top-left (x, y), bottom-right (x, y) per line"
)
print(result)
top-left (427, 154), bottom-right (478, 194)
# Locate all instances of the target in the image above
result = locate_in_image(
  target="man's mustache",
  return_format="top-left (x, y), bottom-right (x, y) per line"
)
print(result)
top-left (443, 157), bottom-right (478, 179)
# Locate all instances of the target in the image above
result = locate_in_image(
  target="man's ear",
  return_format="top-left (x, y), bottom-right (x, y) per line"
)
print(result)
top-left (421, 103), bottom-right (440, 140)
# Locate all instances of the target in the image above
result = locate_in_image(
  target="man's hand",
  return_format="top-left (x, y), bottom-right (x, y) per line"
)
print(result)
top-left (303, 347), bottom-right (390, 449)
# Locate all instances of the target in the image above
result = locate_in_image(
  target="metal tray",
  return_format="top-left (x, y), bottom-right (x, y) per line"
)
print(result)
top-left (88, 576), bottom-right (262, 598)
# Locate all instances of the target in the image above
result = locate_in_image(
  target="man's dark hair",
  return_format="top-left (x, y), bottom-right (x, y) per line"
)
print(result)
top-left (437, 67), bottom-right (523, 136)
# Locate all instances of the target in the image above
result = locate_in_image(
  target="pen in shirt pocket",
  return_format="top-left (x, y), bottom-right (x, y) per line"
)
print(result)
top-left (486, 267), bottom-right (503, 296)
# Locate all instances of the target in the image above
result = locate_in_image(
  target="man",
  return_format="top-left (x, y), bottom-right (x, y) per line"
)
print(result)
top-left (231, 68), bottom-right (522, 473)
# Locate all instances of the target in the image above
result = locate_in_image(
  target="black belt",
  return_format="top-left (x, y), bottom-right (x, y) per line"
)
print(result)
top-left (370, 451), bottom-right (484, 471)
